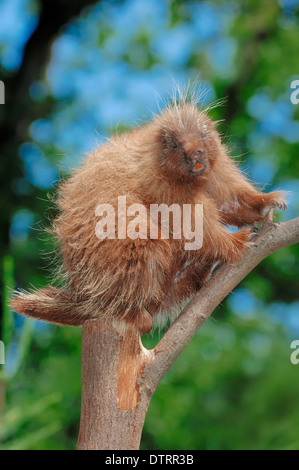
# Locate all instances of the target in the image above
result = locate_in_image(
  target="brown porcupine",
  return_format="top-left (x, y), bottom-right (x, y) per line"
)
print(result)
top-left (11, 99), bottom-right (286, 333)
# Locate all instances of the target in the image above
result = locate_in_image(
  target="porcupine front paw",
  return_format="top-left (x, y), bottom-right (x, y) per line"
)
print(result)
top-left (261, 191), bottom-right (287, 217)
top-left (226, 226), bottom-right (258, 263)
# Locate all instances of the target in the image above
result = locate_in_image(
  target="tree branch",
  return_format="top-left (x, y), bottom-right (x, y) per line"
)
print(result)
top-left (147, 218), bottom-right (299, 389)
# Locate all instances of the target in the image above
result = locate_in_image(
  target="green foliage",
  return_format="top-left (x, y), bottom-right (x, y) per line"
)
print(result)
top-left (1, 325), bottom-right (82, 450)
top-left (2, 256), bottom-right (15, 347)
top-left (1, 256), bottom-right (34, 383)
top-left (143, 314), bottom-right (299, 450)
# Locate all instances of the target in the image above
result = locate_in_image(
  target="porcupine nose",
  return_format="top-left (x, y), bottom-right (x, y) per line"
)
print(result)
top-left (190, 150), bottom-right (201, 160)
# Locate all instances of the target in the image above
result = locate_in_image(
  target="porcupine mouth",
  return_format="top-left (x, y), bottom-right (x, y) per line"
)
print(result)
top-left (190, 161), bottom-right (206, 176)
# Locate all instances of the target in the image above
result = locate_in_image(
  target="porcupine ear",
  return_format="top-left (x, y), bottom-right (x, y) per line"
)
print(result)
top-left (10, 287), bottom-right (85, 326)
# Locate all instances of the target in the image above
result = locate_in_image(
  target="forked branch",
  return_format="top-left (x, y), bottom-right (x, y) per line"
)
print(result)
top-left (146, 217), bottom-right (299, 388)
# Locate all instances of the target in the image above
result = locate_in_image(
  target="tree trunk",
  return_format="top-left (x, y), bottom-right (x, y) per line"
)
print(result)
top-left (77, 317), bottom-right (154, 450)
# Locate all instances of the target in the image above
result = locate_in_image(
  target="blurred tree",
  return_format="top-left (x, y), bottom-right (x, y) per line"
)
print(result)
top-left (0, 0), bottom-right (101, 334)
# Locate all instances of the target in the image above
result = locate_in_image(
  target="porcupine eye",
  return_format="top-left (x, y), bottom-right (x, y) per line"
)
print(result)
top-left (169, 138), bottom-right (178, 150)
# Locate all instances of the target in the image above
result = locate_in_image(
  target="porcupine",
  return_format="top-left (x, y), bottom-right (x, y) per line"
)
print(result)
top-left (11, 99), bottom-right (286, 333)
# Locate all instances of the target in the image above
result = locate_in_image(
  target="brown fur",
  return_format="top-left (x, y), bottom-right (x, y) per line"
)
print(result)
top-left (11, 101), bottom-right (286, 332)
